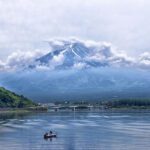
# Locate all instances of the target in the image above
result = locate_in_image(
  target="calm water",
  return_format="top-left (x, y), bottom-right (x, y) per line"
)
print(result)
top-left (0, 112), bottom-right (150, 150)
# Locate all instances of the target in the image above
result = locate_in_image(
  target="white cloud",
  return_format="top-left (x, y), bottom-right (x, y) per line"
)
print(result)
top-left (0, 38), bottom-right (150, 71)
top-left (0, 0), bottom-right (150, 58)
top-left (0, 49), bottom-right (46, 71)
top-left (73, 62), bottom-right (87, 69)
top-left (49, 52), bottom-right (65, 69)
top-left (138, 52), bottom-right (150, 69)
top-left (35, 65), bottom-right (50, 71)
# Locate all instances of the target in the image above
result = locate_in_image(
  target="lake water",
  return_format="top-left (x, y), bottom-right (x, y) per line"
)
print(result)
top-left (0, 112), bottom-right (150, 150)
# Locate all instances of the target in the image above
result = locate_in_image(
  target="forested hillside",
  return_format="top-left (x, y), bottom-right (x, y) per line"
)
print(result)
top-left (0, 87), bottom-right (36, 108)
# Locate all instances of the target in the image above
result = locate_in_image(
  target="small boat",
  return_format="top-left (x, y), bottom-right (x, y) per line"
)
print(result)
top-left (44, 134), bottom-right (57, 139)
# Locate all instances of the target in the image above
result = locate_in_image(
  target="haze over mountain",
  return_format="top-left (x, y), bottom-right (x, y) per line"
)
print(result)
top-left (0, 38), bottom-right (150, 102)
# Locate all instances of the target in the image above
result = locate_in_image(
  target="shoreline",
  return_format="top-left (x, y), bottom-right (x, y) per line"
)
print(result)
top-left (1, 107), bottom-right (150, 114)
top-left (0, 106), bottom-right (48, 114)
top-left (48, 108), bottom-right (150, 113)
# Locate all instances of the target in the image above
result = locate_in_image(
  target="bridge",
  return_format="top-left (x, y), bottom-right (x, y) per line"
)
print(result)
top-left (48, 105), bottom-right (104, 111)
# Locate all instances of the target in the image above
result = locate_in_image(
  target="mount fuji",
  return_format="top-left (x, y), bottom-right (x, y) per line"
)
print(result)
top-left (25, 38), bottom-right (133, 71)
top-left (0, 39), bottom-right (150, 102)
top-left (36, 42), bottom-right (108, 69)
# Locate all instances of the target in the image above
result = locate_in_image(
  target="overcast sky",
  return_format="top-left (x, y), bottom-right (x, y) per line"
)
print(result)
top-left (0, 0), bottom-right (150, 59)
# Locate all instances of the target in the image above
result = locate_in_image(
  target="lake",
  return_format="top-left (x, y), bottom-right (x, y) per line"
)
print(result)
top-left (0, 112), bottom-right (150, 150)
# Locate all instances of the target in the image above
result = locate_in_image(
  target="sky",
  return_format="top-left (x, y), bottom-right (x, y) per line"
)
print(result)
top-left (0, 0), bottom-right (150, 60)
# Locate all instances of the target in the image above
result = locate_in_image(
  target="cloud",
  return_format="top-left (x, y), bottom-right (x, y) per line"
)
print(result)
top-left (0, 38), bottom-right (150, 72)
top-left (138, 52), bottom-right (150, 69)
top-left (0, 49), bottom-right (46, 71)
top-left (49, 52), bottom-right (65, 69)
top-left (0, 0), bottom-right (150, 58)
top-left (73, 62), bottom-right (86, 69)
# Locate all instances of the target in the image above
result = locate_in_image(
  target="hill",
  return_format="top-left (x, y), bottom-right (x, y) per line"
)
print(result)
top-left (0, 87), bottom-right (36, 108)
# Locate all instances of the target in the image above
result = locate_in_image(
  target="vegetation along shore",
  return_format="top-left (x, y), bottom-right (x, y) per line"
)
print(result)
top-left (1, 86), bottom-right (150, 113)
top-left (0, 87), bottom-right (47, 113)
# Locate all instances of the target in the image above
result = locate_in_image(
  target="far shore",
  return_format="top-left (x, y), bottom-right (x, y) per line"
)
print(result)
top-left (1, 106), bottom-right (150, 114)
top-left (47, 108), bottom-right (150, 113)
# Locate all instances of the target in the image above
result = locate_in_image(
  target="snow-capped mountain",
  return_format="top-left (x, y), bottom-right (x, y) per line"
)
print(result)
top-left (34, 39), bottom-right (133, 70)
top-left (0, 38), bottom-right (149, 71)
top-left (37, 42), bottom-right (92, 68)
top-left (0, 38), bottom-right (150, 102)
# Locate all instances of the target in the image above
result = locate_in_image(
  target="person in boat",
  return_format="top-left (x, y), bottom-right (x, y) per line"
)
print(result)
top-left (49, 131), bottom-right (53, 135)
top-left (44, 132), bottom-right (48, 138)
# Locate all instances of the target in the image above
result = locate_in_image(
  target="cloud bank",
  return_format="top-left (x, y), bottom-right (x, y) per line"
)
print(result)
top-left (0, 38), bottom-right (150, 72)
top-left (1, 0), bottom-right (150, 57)
top-left (0, 50), bottom-right (46, 71)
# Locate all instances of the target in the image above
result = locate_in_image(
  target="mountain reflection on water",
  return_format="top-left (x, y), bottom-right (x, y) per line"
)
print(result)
top-left (0, 112), bottom-right (150, 150)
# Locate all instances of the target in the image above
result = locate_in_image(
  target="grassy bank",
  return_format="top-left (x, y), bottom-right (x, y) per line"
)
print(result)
top-left (0, 106), bottom-right (48, 114)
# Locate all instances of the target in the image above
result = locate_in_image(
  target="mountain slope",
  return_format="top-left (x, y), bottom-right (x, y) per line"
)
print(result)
top-left (1, 38), bottom-right (149, 71)
top-left (1, 68), bottom-right (150, 102)
top-left (0, 39), bottom-right (150, 102)
top-left (0, 87), bottom-right (36, 108)
top-left (34, 39), bottom-right (132, 70)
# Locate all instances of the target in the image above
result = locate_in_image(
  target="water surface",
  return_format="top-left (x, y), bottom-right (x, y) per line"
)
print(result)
top-left (0, 112), bottom-right (150, 150)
